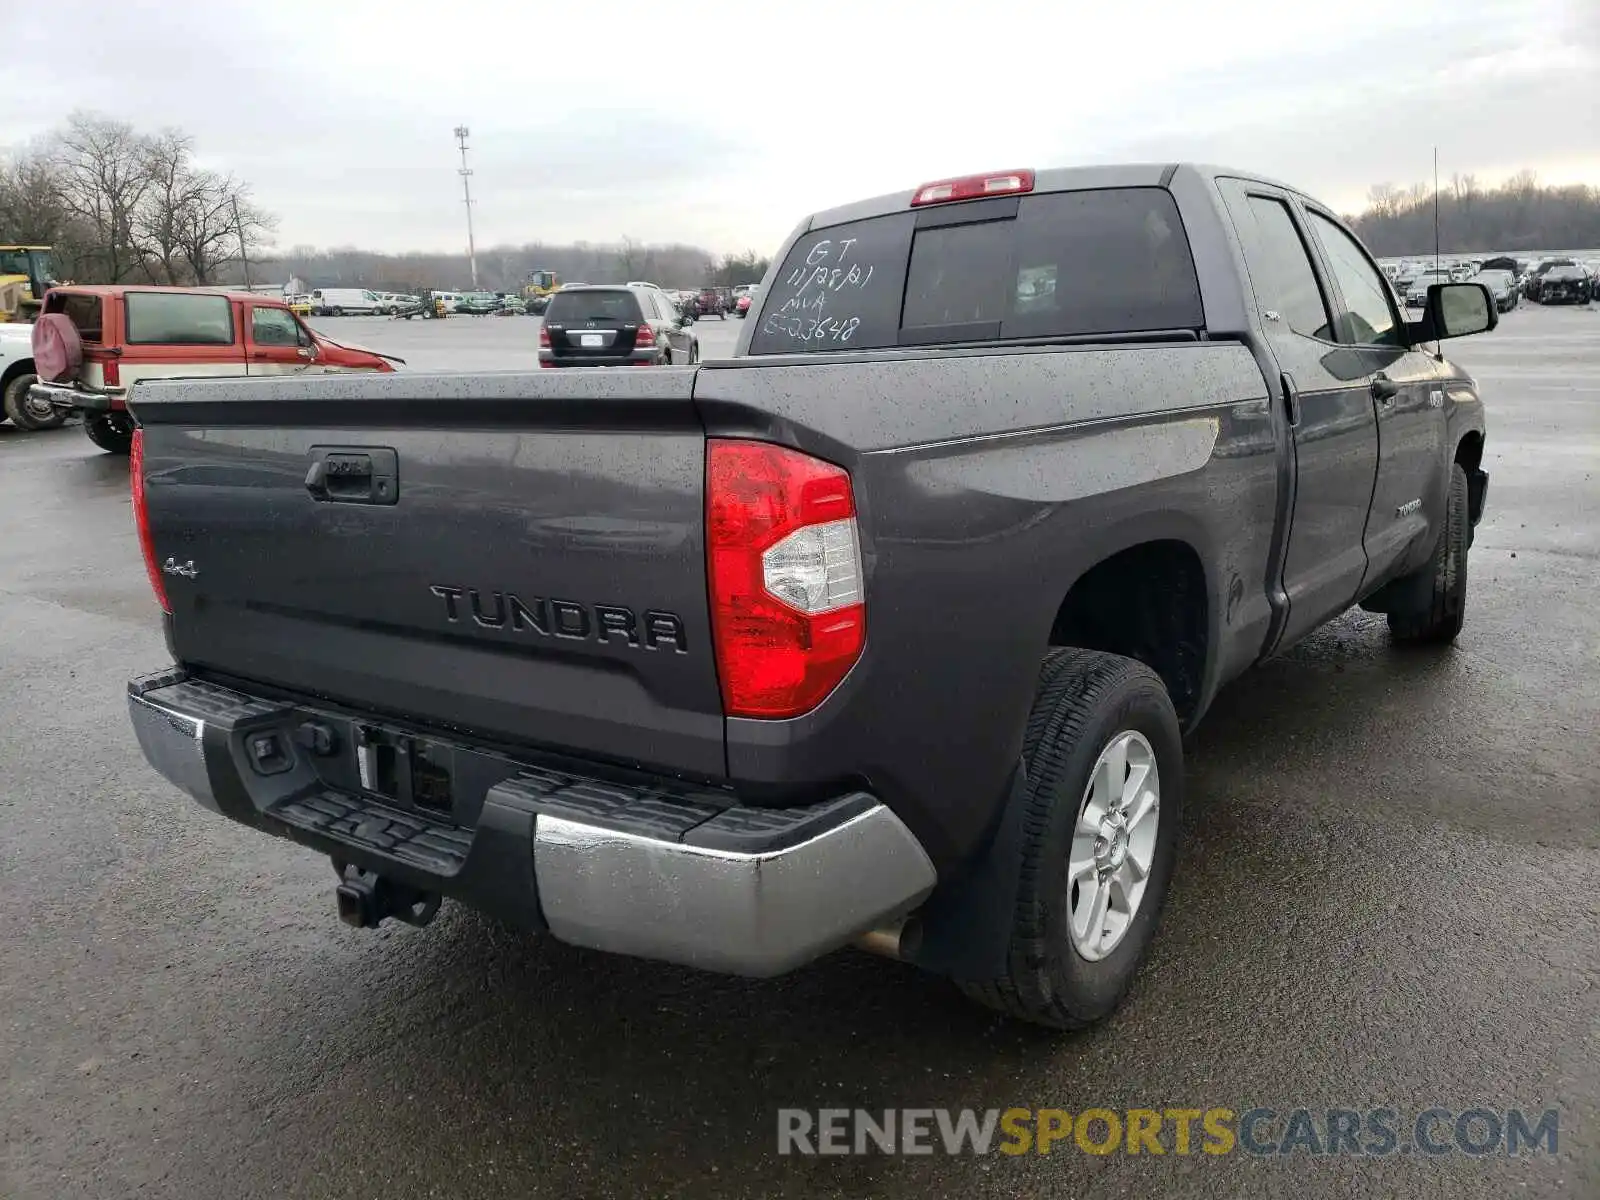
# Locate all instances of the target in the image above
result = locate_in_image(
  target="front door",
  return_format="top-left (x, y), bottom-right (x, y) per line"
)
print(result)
top-left (1301, 209), bottom-right (1449, 589)
top-left (1219, 182), bottom-right (1380, 650)
top-left (245, 303), bottom-right (319, 375)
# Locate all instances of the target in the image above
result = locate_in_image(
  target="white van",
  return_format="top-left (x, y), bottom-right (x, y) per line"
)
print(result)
top-left (310, 288), bottom-right (385, 316)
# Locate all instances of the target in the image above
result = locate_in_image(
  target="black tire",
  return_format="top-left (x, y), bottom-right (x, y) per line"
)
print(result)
top-left (1387, 463), bottom-right (1469, 644)
top-left (956, 648), bottom-right (1183, 1029)
top-left (5, 371), bottom-right (64, 431)
top-left (83, 413), bottom-right (134, 455)
top-left (331, 307), bottom-right (344, 317)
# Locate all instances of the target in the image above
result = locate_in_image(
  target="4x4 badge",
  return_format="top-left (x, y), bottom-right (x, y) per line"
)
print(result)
top-left (162, 557), bottom-right (198, 579)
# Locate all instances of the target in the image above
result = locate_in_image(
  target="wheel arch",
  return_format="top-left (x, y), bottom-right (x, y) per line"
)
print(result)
top-left (1, 355), bottom-right (36, 390)
top-left (1046, 535), bottom-right (1213, 727)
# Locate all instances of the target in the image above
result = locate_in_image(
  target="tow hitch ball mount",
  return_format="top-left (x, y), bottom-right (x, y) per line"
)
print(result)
top-left (332, 858), bottom-right (442, 929)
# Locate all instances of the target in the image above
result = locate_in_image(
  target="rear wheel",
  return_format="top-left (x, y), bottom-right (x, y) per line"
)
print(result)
top-left (4, 371), bottom-right (64, 431)
top-left (956, 649), bottom-right (1182, 1029)
top-left (83, 412), bottom-right (134, 455)
top-left (331, 307), bottom-right (344, 317)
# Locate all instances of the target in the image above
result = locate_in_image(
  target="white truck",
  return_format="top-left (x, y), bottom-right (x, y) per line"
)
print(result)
top-left (0, 322), bottom-right (62, 431)
top-left (309, 288), bottom-right (388, 317)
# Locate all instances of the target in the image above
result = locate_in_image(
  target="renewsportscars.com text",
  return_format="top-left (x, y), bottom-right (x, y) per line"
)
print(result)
top-left (777, 1106), bottom-right (1560, 1158)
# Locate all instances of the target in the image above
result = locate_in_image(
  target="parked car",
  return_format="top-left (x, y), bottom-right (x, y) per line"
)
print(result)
top-left (696, 287), bottom-right (727, 318)
top-left (735, 284), bottom-right (762, 318)
top-left (29, 286), bottom-right (399, 454)
top-left (125, 163), bottom-right (1495, 1030)
top-left (1471, 268), bottom-right (1519, 312)
top-left (454, 292), bottom-right (503, 315)
top-left (1523, 258), bottom-right (1574, 300)
top-left (309, 287), bottom-right (387, 317)
top-left (538, 284), bottom-right (698, 367)
top-left (1532, 264), bottom-right (1592, 305)
top-left (1405, 268), bottom-right (1455, 308)
top-left (0, 320), bottom-right (62, 431)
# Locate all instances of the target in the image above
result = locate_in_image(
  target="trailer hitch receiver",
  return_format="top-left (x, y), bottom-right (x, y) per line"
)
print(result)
top-left (333, 860), bottom-right (442, 929)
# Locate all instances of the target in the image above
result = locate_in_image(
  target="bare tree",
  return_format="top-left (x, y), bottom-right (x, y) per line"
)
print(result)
top-left (617, 236), bottom-right (644, 279)
top-left (172, 173), bottom-right (273, 284)
top-left (1366, 183), bottom-right (1399, 219)
top-left (53, 113), bottom-right (153, 282)
top-left (135, 129), bottom-right (205, 284)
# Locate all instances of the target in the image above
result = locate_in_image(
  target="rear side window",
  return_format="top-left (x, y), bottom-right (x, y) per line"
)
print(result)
top-left (748, 187), bottom-right (1203, 355)
top-left (47, 293), bottom-right (104, 342)
top-left (1241, 197), bottom-right (1334, 341)
top-left (545, 289), bottom-right (643, 324)
top-left (125, 292), bottom-right (235, 345)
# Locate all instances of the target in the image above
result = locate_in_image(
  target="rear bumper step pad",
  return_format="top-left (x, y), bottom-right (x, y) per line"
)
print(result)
top-left (128, 669), bottom-right (935, 976)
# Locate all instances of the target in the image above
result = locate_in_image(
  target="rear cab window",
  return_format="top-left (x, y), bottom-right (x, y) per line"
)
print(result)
top-left (544, 289), bottom-right (644, 324)
top-left (748, 186), bottom-right (1203, 355)
top-left (44, 292), bottom-right (105, 343)
top-left (125, 292), bottom-right (235, 345)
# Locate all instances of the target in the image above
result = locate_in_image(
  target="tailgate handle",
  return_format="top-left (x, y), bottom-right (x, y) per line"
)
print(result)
top-left (305, 447), bottom-right (398, 505)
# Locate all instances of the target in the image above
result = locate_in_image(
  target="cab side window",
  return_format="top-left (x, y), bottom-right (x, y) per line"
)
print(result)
top-left (1242, 197), bottom-right (1334, 342)
top-left (1306, 211), bottom-right (1403, 347)
top-left (252, 306), bottom-right (304, 347)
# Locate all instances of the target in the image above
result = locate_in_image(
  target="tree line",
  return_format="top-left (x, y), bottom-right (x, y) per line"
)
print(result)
top-left (1346, 172), bottom-right (1600, 257)
top-left (0, 112), bottom-right (274, 285)
top-left (255, 243), bottom-right (770, 294)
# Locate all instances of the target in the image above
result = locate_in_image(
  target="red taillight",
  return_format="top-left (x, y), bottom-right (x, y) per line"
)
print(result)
top-left (910, 169), bottom-right (1035, 207)
top-left (707, 440), bottom-right (865, 719)
top-left (97, 353), bottom-right (120, 387)
top-left (538, 326), bottom-right (551, 347)
top-left (635, 324), bottom-right (656, 348)
top-left (129, 429), bottom-right (170, 614)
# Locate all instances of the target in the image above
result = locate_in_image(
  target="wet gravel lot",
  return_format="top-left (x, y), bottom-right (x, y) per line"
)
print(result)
top-left (2, 307), bottom-right (1596, 1199)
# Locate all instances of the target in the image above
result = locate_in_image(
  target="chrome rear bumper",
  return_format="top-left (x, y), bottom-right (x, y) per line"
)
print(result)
top-left (128, 670), bottom-right (935, 977)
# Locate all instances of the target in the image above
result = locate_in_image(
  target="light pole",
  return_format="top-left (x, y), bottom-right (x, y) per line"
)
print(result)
top-left (454, 125), bottom-right (478, 290)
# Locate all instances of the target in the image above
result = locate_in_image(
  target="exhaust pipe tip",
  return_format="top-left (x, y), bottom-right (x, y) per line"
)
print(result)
top-left (855, 922), bottom-right (907, 961)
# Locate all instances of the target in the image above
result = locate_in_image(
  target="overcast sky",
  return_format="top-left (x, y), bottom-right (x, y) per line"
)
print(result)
top-left (11, 0), bottom-right (1599, 257)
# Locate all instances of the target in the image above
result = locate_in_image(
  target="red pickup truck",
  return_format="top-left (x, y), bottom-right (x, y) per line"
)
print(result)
top-left (30, 286), bottom-right (398, 453)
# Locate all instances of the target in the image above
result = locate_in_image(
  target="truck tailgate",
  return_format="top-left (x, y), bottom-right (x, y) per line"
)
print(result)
top-left (130, 371), bottom-right (724, 779)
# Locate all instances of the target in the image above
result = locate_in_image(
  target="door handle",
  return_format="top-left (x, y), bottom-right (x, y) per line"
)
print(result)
top-left (1371, 373), bottom-right (1401, 404)
top-left (304, 447), bottom-right (398, 505)
top-left (252, 351), bottom-right (270, 360)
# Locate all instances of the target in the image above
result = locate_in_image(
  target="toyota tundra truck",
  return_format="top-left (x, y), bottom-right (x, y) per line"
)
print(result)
top-left (125, 164), bottom-right (1495, 1029)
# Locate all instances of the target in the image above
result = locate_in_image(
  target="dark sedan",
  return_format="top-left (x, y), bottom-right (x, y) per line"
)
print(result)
top-left (1534, 266), bottom-right (1592, 305)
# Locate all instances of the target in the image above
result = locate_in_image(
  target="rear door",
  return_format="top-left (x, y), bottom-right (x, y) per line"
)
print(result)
top-left (244, 302), bottom-right (318, 375)
top-left (543, 288), bottom-right (646, 364)
top-left (1301, 207), bottom-right (1448, 590)
top-left (1217, 181), bottom-right (1378, 648)
top-left (119, 291), bottom-right (247, 388)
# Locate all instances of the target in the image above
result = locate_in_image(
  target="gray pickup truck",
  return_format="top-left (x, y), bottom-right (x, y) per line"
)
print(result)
top-left (126, 164), bottom-right (1494, 1029)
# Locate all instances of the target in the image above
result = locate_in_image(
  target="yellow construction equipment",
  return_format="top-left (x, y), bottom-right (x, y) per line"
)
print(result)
top-left (521, 269), bottom-right (560, 312)
top-left (0, 245), bottom-right (61, 322)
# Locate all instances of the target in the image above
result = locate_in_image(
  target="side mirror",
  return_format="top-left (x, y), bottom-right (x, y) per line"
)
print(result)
top-left (1410, 282), bottom-right (1497, 344)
